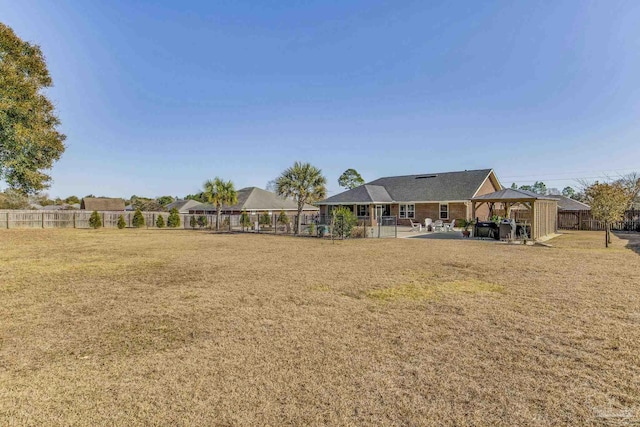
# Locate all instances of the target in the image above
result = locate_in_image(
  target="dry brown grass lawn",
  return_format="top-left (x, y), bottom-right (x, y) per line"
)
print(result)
top-left (1, 229), bottom-right (639, 426)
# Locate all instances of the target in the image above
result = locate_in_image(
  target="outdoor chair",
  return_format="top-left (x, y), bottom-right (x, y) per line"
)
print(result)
top-left (424, 218), bottom-right (433, 231)
top-left (409, 219), bottom-right (422, 232)
top-left (444, 219), bottom-right (456, 232)
top-left (433, 220), bottom-right (444, 232)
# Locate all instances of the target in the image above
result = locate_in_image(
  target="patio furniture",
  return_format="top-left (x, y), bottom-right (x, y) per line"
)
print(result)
top-left (424, 218), bottom-right (433, 231)
top-left (444, 219), bottom-right (456, 232)
top-left (433, 220), bottom-right (444, 232)
top-left (409, 219), bottom-right (422, 232)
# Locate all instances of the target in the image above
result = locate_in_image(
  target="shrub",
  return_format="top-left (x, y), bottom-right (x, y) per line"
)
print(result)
top-left (277, 210), bottom-right (290, 225)
top-left (89, 210), bottom-right (102, 229)
top-left (156, 215), bottom-right (165, 228)
top-left (240, 210), bottom-right (251, 230)
top-left (189, 215), bottom-right (197, 228)
top-left (117, 215), bottom-right (126, 229)
top-left (308, 222), bottom-right (315, 236)
top-left (167, 208), bottom-right (180, 228)
top-left (350, 226), bottom-right (365, 238)
top-left (332, 206), bottom-right (358, 238)
top-left (197, 215), bottom-right (208, 228)
top-left (259, 212), bottom-right (271, 227)
top-left (132, 209), bottom-right (145, 228)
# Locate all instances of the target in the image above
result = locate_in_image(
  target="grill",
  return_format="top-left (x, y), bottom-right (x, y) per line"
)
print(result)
top-left (475, 221), bottom-right (498, 239)
top-left (499, 219), bottom-right (516, 240)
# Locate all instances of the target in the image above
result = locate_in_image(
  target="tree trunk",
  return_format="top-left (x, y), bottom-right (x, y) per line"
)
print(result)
top-left (216, 209), bottom-right (221, 231)
top-left (605, 221), bottom-right (609, 248)
top-left (295, 205), bottom-right (302, 235)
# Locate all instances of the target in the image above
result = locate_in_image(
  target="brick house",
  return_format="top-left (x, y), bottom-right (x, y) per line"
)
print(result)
top-left (316, 169), bottom-right (502, 226)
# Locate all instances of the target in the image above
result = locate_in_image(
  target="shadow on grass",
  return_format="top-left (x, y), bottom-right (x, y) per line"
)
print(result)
top-left (613, 231), bottom-right (640, 256)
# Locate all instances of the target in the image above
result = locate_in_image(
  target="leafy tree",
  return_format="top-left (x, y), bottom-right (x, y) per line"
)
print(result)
top-left (167, 208), bottom-right (181, 228)
top-left (117, 215), bottom-right (126, 229)
top-left (240, 210), bottom-right (251, 230)
top-left (189, 215), bottom-right (197, 228)
top-left (338, 168), bottom-right (365, 190)
top-left (519, 181), bottom-right (547, 195)
top-left (156, 196), bottom-right (174, 206)
top-left (510, 183), bottom-right (518, 189)
top-left (332, 206), bottom-right (358, 239)
top-left (277, 210), bottom-right (290, 225)
top-left (89, 210), bottom-right (102, 229)
top-left (0, 23), bottom-right (66, 194)
top-left (585, 182), bottom-right (630, 247)
top-left (185, 192), bottom-right (206, 202)
top-left (197, 215), bottom-right (208, 228)
top-left (156, 214), bottom-right (165, 228)
top-left (131, 196), bottom-right (164, 212)
top-left (203, 177), bottom-right (238, 231)
top-left (562, 186), bottom-right (576, 198)
top-left (259, 212), bottom-right (271, 227)
top-left (64, 195), bottom-right (80, 205)
top-left (276, 162), bottom-right (327, 235)
top-left (132, 209), bottom-right (145, 228)
top-left (0, 189), bottom-right (30, 209)
top-left (30, 192), bottom-right (53, 206)
top-left (615, 172), bottom-right (640, 209)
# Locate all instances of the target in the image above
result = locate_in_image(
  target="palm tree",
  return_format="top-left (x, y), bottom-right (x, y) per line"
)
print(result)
top-left (203, 177), bottom-right (238, 231)
top-left (276, 162), bottom-right (327, 235)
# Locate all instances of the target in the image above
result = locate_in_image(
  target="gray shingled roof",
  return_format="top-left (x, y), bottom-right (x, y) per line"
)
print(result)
top-left (317, 185), bottom-right (392, 205)
top-left (165, 199), bottom-right (203, 213)
top-left (81, 197), bottom-right (126, 211)
top-left (318, 169), bottom-right (494, 204)
top-left (189, 187), bottom-right (319, 212)
top-left (471, 188), bottom-right (556, 201)
top-left (546, 194), bottom-right (590, 211)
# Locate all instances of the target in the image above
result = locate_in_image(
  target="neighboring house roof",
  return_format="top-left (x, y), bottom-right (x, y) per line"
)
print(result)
top-left (165, 199), bottom-right (202, 213)
top-left (316, 185), bottom-right (393, 205)
top-left (318, 169), bottom-right (497, 205)
top-left (545, 194), bottom-right (590, 211)
top-left (471, 188), bottom-right (556, 202)
top-left (81, 197), bottom-right (126, 211)
top-left (189, 187), bottom-right (319, 212)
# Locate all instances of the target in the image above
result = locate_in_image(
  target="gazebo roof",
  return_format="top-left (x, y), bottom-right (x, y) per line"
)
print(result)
top-left (471, 188), bottom-right (556, 202)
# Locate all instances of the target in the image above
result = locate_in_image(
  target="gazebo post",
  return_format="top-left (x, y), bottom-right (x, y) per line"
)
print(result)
top-left (531, 201), bottom-right (536, 241)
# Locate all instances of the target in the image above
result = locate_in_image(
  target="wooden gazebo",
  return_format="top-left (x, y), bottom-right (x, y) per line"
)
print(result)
top-left (471, 188), bottom-right (558, 240)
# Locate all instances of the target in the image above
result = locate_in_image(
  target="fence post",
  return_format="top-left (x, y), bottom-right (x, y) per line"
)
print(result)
top-left (395, 216), bottom-right (398, 238)
top-left (41, 212), bottom-right (45, 228)
top-left (6, 212), bottom-right (9, 229)
top-left (73, 212), bottom-right (76, 228)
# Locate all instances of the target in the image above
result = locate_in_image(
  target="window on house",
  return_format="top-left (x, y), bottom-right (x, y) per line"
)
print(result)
top-left (439, 203), bottom-right (448, 219)
top-left (357, 205), bottom-right (368, 217)
top-left (399, 204), bottom-right (415, 219)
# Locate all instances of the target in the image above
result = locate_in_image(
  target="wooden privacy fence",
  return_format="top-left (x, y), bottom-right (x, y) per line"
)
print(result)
top-left (557, 209), bottom-right (640, 231)
top-left (0, 210), bottom-right (305, 231)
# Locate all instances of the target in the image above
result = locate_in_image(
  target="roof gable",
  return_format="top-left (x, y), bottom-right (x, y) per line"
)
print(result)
top-left (546, 194), bottom-right (591, 211)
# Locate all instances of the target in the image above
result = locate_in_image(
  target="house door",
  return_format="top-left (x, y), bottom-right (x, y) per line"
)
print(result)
top-left (375, 205), bottom-right (390, 219)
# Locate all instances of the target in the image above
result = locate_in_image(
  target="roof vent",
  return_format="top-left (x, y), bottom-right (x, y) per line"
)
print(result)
top-left (415, 175), bottom-right (437, 179)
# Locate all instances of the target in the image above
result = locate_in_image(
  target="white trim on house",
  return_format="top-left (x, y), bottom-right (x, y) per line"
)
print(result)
top-left (399, 203), bottom-right (416, 219)
top-left (471, 169), bottom-right (502, 199)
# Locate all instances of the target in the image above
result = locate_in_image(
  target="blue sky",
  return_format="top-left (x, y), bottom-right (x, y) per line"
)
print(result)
top-left (1, 0), bottom-right (639, 198)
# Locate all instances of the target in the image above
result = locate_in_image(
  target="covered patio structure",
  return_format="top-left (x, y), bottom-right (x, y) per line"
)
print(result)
top-left (471, 188), bottom-right (558, 241)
